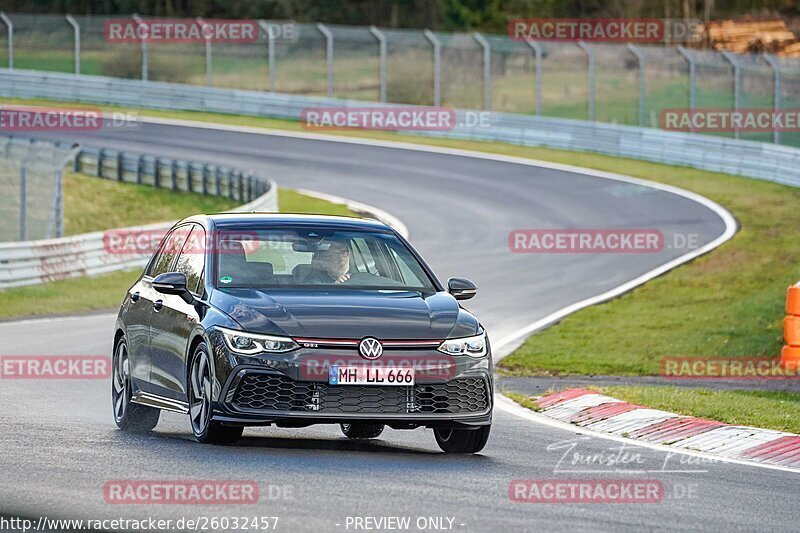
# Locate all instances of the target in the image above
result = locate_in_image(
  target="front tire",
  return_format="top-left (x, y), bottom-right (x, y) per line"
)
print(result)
top-left (340, 423), bottom-right (384, 439)
top-left (434, 425), bottom-right (491, 453)
top-left (189, 342), bottom-right (243, 445)
top-left (112, 337), bottom-right (160, 432)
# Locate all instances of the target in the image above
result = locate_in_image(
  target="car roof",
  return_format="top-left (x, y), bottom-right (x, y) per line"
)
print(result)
top-left (184, 213), bottom-right (394, 232)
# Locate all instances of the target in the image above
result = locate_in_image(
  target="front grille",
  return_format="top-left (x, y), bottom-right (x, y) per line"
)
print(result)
top-left (230, 373), bottom-right (489, 415)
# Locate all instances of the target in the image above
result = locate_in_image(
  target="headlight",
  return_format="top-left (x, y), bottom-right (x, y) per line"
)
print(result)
top-left (217, 327), bottom-right (299, 355)
top-left (437, 332), bottom-right (487, 357)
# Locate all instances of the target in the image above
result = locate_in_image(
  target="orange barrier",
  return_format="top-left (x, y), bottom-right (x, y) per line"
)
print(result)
top-left (781, 284), bottom-right (800, 366)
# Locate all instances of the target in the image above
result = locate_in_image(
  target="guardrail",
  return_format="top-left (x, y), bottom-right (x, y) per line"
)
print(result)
top-left (0, 140), bottom-right (278, 289)
top-left (72, 146), bottom-right (269, 203)
top-left (0, 70), bottom-right (798, 188)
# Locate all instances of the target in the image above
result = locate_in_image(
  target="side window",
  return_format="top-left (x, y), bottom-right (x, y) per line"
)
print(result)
top-left (149, 226), bottom-right (191, 278)
top-left (174, 225), bottom-right (206, 295)
top-left (351, 238), bottom-right (379, 275)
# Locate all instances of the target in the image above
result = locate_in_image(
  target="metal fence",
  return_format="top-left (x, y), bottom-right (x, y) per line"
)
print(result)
top-left (0, 137), bottom-right (78, 241)
top-left (2, 12), bottom-right (800, 146)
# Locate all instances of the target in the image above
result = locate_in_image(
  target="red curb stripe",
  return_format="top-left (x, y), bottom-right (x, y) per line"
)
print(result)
top-left (741, 436), bottom-right (800, 461)
top-left (630, 418), bottom-right (724, 444)
top-left (569, 402), bottom-right (639, 424)
top-left (772, 448), bottom-right (800, 467)
top-left (536, 388), bottom-right (596, 409)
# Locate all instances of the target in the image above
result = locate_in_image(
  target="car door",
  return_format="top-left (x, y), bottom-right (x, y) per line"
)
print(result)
top-left (148, 224), bottom-right (205, 401)
top-left (125, 228), bottom-right (176, 393)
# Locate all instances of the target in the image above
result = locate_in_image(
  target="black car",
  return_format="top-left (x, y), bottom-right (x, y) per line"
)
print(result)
top-left (112, 214), bottom-right (492, 453)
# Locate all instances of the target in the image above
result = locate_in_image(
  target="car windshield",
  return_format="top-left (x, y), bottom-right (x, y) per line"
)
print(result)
top-left (214, 226), bottom-right (437, 291)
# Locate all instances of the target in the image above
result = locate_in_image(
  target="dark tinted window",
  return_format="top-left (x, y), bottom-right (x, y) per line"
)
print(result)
top-left (174, 225), bottom-right (205, 295)
top-left (215, 227), bottom-right (436, 291)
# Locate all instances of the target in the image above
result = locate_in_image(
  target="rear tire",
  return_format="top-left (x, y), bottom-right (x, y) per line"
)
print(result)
top-left (189, 342), bottom-right (243, 445)
top-left (434, 425), bottom-right (491, 453)
top-left (340, 423), bottom-right (384, 439)
top-left (112, 337), bottom-right (160, 432)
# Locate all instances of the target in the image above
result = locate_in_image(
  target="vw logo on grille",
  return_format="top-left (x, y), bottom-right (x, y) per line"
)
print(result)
top-left (358, 337), bottom-right (383, 360)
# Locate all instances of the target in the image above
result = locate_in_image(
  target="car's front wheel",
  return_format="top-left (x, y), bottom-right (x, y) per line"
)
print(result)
top-left (112, 337), bottom-right (160, 432)
top-left (433, 425), bottom-right (491, 453)
top-left (189, 342), bottom-right (243, 445)
top-left (340, 423), bottom-right (384, 439)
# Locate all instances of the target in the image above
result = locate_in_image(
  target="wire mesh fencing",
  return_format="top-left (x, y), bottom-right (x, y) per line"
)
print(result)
top-left (3, 12), bottom-right (800, 146)
top-left (0, 137), bottom-right (78, 242)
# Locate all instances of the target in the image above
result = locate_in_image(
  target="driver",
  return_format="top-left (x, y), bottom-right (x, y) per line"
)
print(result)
top-left (303, 239), bottom-right (352, 284)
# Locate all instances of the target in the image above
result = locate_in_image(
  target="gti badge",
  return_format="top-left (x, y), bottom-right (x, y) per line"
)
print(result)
top-left (358, 337), bottom-right (383, 360)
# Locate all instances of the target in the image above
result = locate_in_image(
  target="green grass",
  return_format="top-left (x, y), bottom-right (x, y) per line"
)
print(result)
top-left (506, 387), bottom-right (800, 435)
top-left (64, 172), bottom-right (239, 235)
top-left (0, 170), bottom-right (358, 320)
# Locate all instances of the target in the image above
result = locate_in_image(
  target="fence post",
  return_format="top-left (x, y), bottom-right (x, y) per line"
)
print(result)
top-left (627, 44), bottom-right (645, 127)
top-left (317, 23), bottom-right (334, 97)
top-left (54, 168), bottom-right (64, 238)
top-left (65, 14), bottom-right (80, 74)
top-left (721, 51), bottom-right (740, 139)
top-left (764, 53), bottom-right (782, 144)
top-left (577, 41), bottom-right (595, 121)
top-left (170, 160), bottom-right (178, 190)
top-left (0, 12), bottom-right (13, 70)
top-left (96, 149), bottom-right (104, 177)
top-left (133, 15), bottom-right (148, 81)
top-left (258, 21), bottom-right (276, 92)
top-left (136, 154), bottom-right (143, 184)
top-left (369, 25), bottom-right (387, 103)
top-left (153, 157), bottom-right (160, 187)
top-left (196, 17), bottom-right (212, 86)
top-left (18, 161), bottom-right (25, 240)
top-left (525, 40), bottom-right (542, 116)
top-left (116, 151), bottom-right (124, 180)
top-left (423, 30), bottom-right (441, 107)
top-left (473, 32), bottom-right (491, 111)
top-left (677, 46), bottom-right (696, 113)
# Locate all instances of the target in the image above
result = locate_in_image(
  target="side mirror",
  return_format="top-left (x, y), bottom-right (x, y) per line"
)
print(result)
top-left (447, 277), bottom-right (477, 301)
top-left (152, 272), bottom-right (194, 304)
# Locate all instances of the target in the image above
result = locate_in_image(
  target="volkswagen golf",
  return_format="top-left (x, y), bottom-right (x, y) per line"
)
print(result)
top-left (112, 214), bottom-right (492, 453)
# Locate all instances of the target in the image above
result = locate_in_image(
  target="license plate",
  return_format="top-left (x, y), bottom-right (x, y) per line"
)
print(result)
top-left (329, 365), bottom-right (415, 386)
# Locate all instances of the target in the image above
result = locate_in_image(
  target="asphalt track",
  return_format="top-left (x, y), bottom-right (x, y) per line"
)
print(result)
top-left (2, 120), bottom-right (798, 532)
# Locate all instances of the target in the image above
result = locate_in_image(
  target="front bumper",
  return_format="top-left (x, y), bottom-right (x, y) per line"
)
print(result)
top-left (207, 329), bottom-right (493, 428)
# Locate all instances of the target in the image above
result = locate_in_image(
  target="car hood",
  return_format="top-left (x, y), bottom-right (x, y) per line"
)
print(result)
top-left (209, 288), bottom-right (479, 339)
